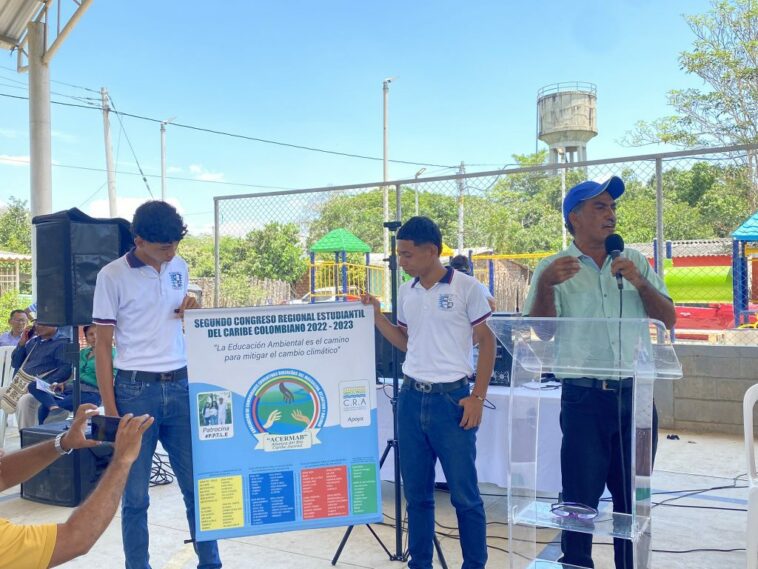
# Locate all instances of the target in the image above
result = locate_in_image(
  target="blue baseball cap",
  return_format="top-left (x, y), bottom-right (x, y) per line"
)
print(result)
top-left (563, 175), bottom-right (625, 223)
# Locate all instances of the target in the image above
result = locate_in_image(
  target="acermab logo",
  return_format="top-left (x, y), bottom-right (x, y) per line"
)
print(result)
top-left (169, 272), bottom-right (183, 289)
top-left (437, 294), bottom-right (454, 310)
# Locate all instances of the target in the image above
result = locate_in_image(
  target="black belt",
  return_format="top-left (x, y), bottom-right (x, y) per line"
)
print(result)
top-left (118, 366), bottom-right (188, 382)
top-left (562, 377), bottom-right (634, 391)
top-left (403, 376), bottom-right (469, 394)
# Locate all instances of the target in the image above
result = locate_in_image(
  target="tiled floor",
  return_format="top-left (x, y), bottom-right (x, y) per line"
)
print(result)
top-left (0, 426), bottom-right (749, 568)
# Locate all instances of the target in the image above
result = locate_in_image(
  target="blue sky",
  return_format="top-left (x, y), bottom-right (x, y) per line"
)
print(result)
top-left (0, 0), bottom-right (711, 233)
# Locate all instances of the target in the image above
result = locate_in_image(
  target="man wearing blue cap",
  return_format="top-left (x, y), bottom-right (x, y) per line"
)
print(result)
top-left (524, 175), bottom-right (675, 569)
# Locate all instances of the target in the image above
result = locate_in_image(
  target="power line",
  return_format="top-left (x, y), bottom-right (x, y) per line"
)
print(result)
top-left (106, 94), bottom-right (153, 198)
top-left (78, 182), bottom-right (107, 207)
top-left (0, 68), bottom-right (101, 106)
top-left (0, 64), bottom-right (99, 93)
top-left (0, 91), bottom-right (455, 169)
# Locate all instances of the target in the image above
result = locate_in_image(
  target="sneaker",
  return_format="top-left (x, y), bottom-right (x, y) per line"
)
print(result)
top-left (44, 408), bottom-right (70, 424)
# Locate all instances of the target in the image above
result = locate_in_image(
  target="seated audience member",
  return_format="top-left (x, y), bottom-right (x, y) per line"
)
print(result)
top-left (28, 324), bottom-right (113, 424)
top-left (0, 310), bottom-right (29, 348)
top-left (0, 404), bottom-right (153, 569)
top-left (4, 323), bottom-right (72, 429)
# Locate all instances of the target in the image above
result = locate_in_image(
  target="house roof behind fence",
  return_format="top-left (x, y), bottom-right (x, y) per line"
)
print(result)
top-left (0, 250), bottom-right (31, 261)
top-left (732, 211), bottom-right (758, 242)
top-left (629, 239), bottom-right (732, 258)
top-left (309, 228), bottom-right (371, 254)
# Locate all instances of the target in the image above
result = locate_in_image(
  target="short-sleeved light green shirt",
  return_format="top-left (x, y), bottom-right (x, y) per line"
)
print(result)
top-left (523, 242), bottom-right (670, 378)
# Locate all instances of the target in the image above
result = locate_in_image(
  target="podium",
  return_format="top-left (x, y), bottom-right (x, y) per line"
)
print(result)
top-left (489, 317), bottom-right (682, 569)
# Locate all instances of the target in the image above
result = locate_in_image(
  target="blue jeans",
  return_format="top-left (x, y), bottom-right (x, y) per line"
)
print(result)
top-left (115, 371), bottom-right (221, 569)
top-left (27, 382), bottom-right (101, 423)
top-left (397, 383), bottom-right (487, 569)
top-left (559, 382), bottom-right (658, 569)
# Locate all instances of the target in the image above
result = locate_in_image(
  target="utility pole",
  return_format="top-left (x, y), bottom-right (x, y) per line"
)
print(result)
top-left (414, 167), bottom-right (426, 216)
top-left (28, 22), bottom-right (51, 219)
top-left (161, 121), bottom-right (167, 201)
top-left (382, 78), bottom-right (393, 306)
top-left (28, 21), bottom-right (51, 303)
top-left (101, 88), bottom-right (117, 216)
top-left (559, 148), bottom-right (567, 249)
top-left (160, 117), bottom-right (176, 201)
top-left (13, 0), bottom-right (94, 304)
top-left (456, 162), bottom-right (466, 252)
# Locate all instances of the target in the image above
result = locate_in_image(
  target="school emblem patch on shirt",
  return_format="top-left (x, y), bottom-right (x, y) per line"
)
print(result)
top-left (169, 272), bottom-right (184, 290)
top-left (438, 294), bottom-right (454, 310)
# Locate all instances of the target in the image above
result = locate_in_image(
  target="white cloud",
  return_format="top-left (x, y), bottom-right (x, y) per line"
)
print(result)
top-left (87, 196), bottom-right (185, 221)
top-left (0, 155), bottom-right (29, 166)
top-left (0, 155), bottom-right (63, 167)
top-left (167, 166), bottom-right (183, 174)
top-left (51, 130), bottom-right (77, 143)
top-left (0, 129), bottom-right (21, 139)
top-left (192, 220), bottom-right (262, 237)
top-left (188, 164), bottom-right (224, 183)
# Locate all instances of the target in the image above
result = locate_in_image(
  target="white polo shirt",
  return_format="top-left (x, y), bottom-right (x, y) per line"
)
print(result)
top-left (93, 249), bottom-right (189, 372)
top-left (398, 267), bottom-right (492, 383)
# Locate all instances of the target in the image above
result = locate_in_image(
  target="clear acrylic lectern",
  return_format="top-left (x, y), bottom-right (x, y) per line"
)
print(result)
top-left (488, 317), bottom-right (682, 569)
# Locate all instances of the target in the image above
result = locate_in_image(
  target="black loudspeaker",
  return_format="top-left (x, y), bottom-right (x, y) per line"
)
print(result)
top-left (490, 342), bottom-right (513, 386)
top-left (20, 422), bottom-right (113, 507)
top-left (477, 312), bottom-right (519, 386)
top-left (374, 313), bottom-right (406, 382)
top-left (33, 208), bottom-right (132, 326)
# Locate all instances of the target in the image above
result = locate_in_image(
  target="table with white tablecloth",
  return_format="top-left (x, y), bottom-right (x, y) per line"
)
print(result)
top-left (376, 383), bottom-right (563, 493)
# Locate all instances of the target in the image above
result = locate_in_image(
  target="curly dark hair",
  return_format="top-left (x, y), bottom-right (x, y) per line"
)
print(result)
top-left (396, 216), bottom-right (442, 256)
top-left (131, 201), bottom-right (188, 243)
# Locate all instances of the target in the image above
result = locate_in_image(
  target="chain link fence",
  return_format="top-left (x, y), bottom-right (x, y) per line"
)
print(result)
top-left (214, 144), bottom-right (758, 345)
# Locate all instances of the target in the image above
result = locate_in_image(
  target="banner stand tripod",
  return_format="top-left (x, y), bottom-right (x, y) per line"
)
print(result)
top-left (331, 221), bottom-right (447, 569)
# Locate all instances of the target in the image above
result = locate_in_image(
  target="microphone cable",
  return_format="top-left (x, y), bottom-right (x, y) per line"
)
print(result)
top-left (150, 452), bottom-right (175, 487)
top-left (616, 278), bottom-right (630, 569)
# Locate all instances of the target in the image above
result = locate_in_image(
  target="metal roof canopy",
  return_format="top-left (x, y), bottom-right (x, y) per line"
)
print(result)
top-left (0, 0), bottom-right (43, 51)
top-left (0, 1), bottom-right (92, 66)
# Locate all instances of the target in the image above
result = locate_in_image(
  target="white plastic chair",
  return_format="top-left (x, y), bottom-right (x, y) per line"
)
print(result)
top-left (743, 383), bottom-right (758, 569)
top-left (0, 346), bottom-right (17, 448)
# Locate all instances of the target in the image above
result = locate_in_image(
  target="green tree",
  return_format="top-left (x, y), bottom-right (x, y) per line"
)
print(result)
top-left (625, 0), bottom-right (757, 148)
top-left (309, 190), bottom-right (385, 250)
top-left (179, 235), bottom-right (216, 277)
top-left (623, 1), bottom-right (758, 210)
top-left (485, 151), bottom-right (580, 253)
top-left (0, 197), bottom-right (31, 253)
top-left (244, 222), bottom-right (307, 284)
top-left (0, 290), bottom-right (23, 333)
top-left (698, 165), bottom-right (754, 235)
top-left (308, 188), bottom-right (486, 252)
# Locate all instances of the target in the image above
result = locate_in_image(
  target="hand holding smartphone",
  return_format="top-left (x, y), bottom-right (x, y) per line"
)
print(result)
top-left (90, 414), bottom-right (120, 443)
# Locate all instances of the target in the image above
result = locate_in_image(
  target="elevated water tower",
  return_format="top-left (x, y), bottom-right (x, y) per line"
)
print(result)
top-left (537, 82), bottom-right (597, 164)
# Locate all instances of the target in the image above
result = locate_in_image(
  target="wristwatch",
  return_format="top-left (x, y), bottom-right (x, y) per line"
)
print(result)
top-left (53, 432), bottom-right (73, 456)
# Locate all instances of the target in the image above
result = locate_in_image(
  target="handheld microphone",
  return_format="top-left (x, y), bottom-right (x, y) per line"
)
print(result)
top-left (604, 233), bottom-right (625, 290)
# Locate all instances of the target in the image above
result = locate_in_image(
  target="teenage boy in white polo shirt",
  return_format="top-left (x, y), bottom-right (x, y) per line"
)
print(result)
top-left (93, 201), bottom-right (221, 569)
top-left (362, 216), bottom-right (495, 569)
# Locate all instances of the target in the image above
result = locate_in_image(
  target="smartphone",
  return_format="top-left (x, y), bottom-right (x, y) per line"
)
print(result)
top-left (90, 415), bottom-right (120, 443)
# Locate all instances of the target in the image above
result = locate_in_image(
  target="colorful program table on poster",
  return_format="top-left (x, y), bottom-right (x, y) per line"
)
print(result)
top-left (185, 302), bottom-right (382, 541)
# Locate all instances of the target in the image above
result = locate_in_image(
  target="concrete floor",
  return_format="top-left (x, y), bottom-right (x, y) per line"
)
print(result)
top-left (0, 426), bottom-right (749, 569)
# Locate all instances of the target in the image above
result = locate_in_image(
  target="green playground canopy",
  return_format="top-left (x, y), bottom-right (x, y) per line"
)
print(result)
top-left (309, 228), bottom-right (371, 254)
